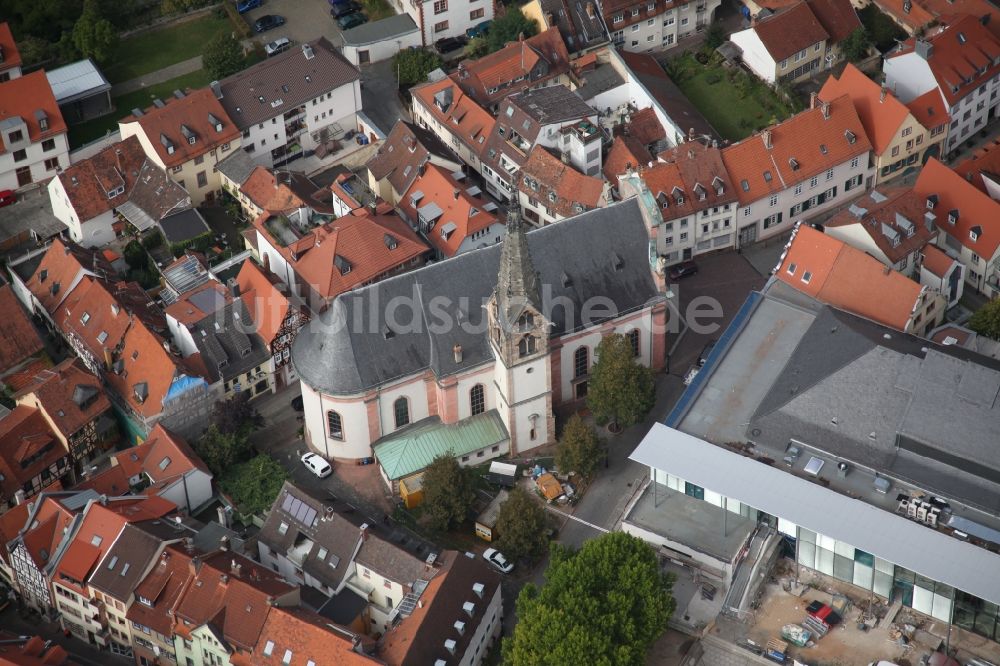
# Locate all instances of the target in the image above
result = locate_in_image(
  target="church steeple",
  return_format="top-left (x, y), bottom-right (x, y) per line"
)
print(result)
top-left (494, 207), bottom-right (541, 330)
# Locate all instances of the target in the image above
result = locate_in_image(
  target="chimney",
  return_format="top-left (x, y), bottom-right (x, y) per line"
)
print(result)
top-left (462, 601), bottom-right (475, 617)
top-left (210, 81), bottom-right (223, 99)
top-left (518, 32), bottom-right (525, 41)
top-left (809, 91), bottom-right (818, 109)
top-left (231, 559), bottom-right (242, 577)
top-left (13, 489), bottom-right (25, 505)
top-left (880, 85), bottom-right (887, 103)
top-left (586, 1), bottom-right (596, 18)
top-left (360, 522), bottom-right (370, 541)
top-left (472, 582), bottom-right (484, 598)
top-left (220, 535), bottom-right (230, 551)
top-left (821, 101), bottom-right (831, 119)
top-left (184, 537), bottom-right (195, 553)
top-left (453, 344), bottom-right (463, 363)
top-left (227, 278), bottom-right (240, 298)
top-left (915, 38), bottom-right (933, 60)
top-left (220, 574), bottom-right (229, 584)
top-left (763, 129), bottom-right (772, 150)
top-left (454, 189), bottom-right (460, 200)
top-left (217, 506), bottom-right (229, 528)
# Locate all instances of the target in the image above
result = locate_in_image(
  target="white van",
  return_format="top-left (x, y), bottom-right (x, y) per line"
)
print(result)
top-left (265, 37), bottom-right (291, 57)
top-left (301, 452), bottom-right (332, 478)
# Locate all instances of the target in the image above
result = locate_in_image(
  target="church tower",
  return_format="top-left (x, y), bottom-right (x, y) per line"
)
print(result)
top-left (487, 208), bottom-right (554, 455)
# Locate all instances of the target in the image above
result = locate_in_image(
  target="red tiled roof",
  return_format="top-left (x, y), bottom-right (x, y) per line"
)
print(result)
top-left (0, 23), bottom-right (22, 74)
top-left (56, 539), bottom-right (101, 585)
top-left (0, 502), bottom-right (30, 568)
top-left (14, 358), bottom-right (110, 440)
top-left (112, 422), bottom-right (210, 486)
top-left (0, 71), bottom-right (66, 154)
top-left (20, 496), bottom-right (76, 569)
top-left (652, 141), bottom-right (739, 214)
top-left (923, 0), bottom-right (1000, 36)
top-left (753, 2), bottom-right (829, 62)
top-left (255, 209), bottom-right (429, 302)
top-left (73, 465), bottom-right (131, 497)
top-left (922, 243), bottom-right (957, 277)
top-left (3, 358), bottom-right (53, 393)
top-left (127, 546), bottom-right (196, 637)
top-left (103, 321), bottom-right (186, 419)
top-left (120, 88), bottom-right (240, 169)
top-left (954, 138), bottom-right (1000, 193)
top-left (824, 187), bottom-right (936, 263)
top-left (250, 607), bottom-right (375, 666)
top-left (54, 136), bottom-right (146, 222)
top-left (888, 14), bottom-right (1000, 108)
top-left (906, 88), bottom-right (948, 131)
top-left (0, 633), bottom-right (74, 665)
top-left (806, 0), bottom-right (862, 43)
top-left (164, 281), bottom-right (232, 326)
top-left (25, 238), bottom-right (115, 315)
top-left (398, 163), bottom-right (499, 257)
top-left (519, 146), bottom-right (608, 218)
top-left (914, 157), bottom-right (1000, 259)
top-left (776, 224), bottom-right (924, 331)
top-left (721, 94), bottom-right (872, 205)
top-left (0, 406), bottom-right (65, 502)
top-left (240, 167), bottom-right (322, 215)
top-left (625, 107), bottom-right (666, 147)
top-left (411, 78), bottom-right (494, 158)
top-left (453, 28), bottom-right (571, 106)
top-left (819, 64), bottom-right (912, 155)
top-left (604, 135), bottom-right (653, 181)
top-left (0, 284), bottom-right (45, 375)
top-left (873, 0), bottom-right (934, 31)
top-left (236, 260), bottom-right (294, 344)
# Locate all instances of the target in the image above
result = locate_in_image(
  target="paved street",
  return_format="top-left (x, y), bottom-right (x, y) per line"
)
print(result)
top-left (244, 0), bottom-right (343, 50)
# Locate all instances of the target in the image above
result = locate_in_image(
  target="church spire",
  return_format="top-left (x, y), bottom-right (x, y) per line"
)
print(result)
top-left (495, 206), bottom-right (541, 327)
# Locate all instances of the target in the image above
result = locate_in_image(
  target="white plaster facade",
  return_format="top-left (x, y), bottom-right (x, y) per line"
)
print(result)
top-left (389, 0), bottom-right (494, 44)
top-left (0, 117), bottom-right (69, 192)
top-left (608, 0), bottom-right (713, 52)
top-left (47, 173), bottom-right (116, 246)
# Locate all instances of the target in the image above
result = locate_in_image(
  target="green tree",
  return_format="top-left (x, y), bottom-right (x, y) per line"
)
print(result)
top-left (194, 424), bottom-right (252, 476)
top-left (203, 32), bottom-right (245, 80)
top-left (495, 487), bottom-right (548, 562)
top-left (466, 36), bottom-right (490, 58)
top-left (72, 0), bottom-right (118, 63)
top-left (841, 27), bottom-right (870, 62)
top-left (421, 454), bottom-right (475, 531)
top-left (704, 23), bottom-right (726, 50)
top-left (391, 48), bottom-right (443, 87)
top-left (503, 532), bottom-right (675, 665)
top-left (555, 414), bottom-right (602, 480)
top-left (219, 454), bottom-right (288, 515)
top-left (486, 7), bottom-right (539, 53)
top-left (970, 298), bottom-right (1000, 340)
top-left (211, 392), bottom-right (264, 437)
top-left (859, 4), bottom-right (906, 52)
top-left (587, 333), bottom-right (655, 428)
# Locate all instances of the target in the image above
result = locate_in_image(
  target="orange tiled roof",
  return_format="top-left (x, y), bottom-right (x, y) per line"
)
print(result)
top-left (721, 94), bottom-right (872, 205)
top-left (0, 23), bottom-right (22, 74)
top-left (905, 88), bottom-right (948, 131)
top-left (651, 141), bottom-right (739, 214)
top-left (25, 238), bottom-right (115, 315)
top-left (625, 107), bottom-right (666, 147)
top-left (874, 0), bottom-right (934, 30)
top-left (604, 135), bottom-right (653, 181)
top-left (922, 0), bottom-right (1000, 36)
top-left (824, 187), bottom-right (936, 264)
top-left (776, 224), bottom-right (925, 331)
top-left (453, 28), bottom-right (571, 105)
top-left (120, 88), bottom-right (240, 169)
top-left (14, 358), bottom-right (110, 440)
top-left (411, 78), bottom-right (494, 158)
top-left (236, 260), bottom-right (294, 344)
top-left (127, 545), bottom-right (196, 637)
top-left (73, 464), bottom-right (131, 497)
top-left (255, 209), bottom-right (429, 302)
top-left (54, 136), bottom-right (149, 222)
top-left (805, 0), bottom-right (862, 43)
top-left (250, 607), bottom-right (375, 666)
top-left (519, 146), bottom-right (607, 218)
top-left (819, 64), bottom-right (912, 155)
top-left (398, 163), bottom-right (499, 257)
top-left (0, 502), bottom-right (30, 567)
top-left (0, 406), bottom-right (65, 502)
top-left (922, 243), bottom-right (957, 277)
top-left (20, 496), bottom-right (76, 569)
top-left (239, 167), bottom-right (330, 215)
top-left (753, 2), bottom-right (829, 62)
top-left (56, 539), bottom-right (101, 586)
top-left (954, 138), bottom-right (1000, 193)
top-left (164, 281), bottom-right (232, 326)
top-left (112, 422), bottom-right (210, 486)
top-left (0, 284), bottom-right (45, 375)
top-left (914, 157), bottom-right (1000, 259)
top-left (0, 634), bottom-right (73, 665)
top-left (888, 14), bottom-right (1000, 108)
top-left (0, 71), bottom-right (66, 154)
top-left (103, 321), bottom-right (186, 419)
top-left (57, 277), bottom-right (135, 364)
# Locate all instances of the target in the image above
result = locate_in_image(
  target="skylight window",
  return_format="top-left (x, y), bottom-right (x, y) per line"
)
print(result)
top-left (120, 563), bottom-right (130, 576)
top-left (91, 535), bottom-right (103, 547)
top-left (786, 262), bottom-right (797, 275)
top-left (801, 271), bottom-right (812, 284)
top-left (158, 457), bottom-right (171, 470)
top-left (108, 556), bottom-right (119, 569)
top-left (263, 641), bottom-right (274, 656)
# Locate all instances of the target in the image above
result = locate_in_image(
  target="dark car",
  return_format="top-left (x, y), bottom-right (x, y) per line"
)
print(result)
top-left (254, 14), bottom-right (285, 32)
top-left (435, 36), bottom-right (467, 53)
top-left (697, 339), bottom-right (716, 368)
top-left (236, 0), bottom-right (261, 14)
top-left (668, 260), bottom-right (698, 280)
top-left (465, 19), bottom-right (492, 38)
top-left (331, 2), bottom-right (361, 18)
top-left (337, 12), bottom-right (368, 29)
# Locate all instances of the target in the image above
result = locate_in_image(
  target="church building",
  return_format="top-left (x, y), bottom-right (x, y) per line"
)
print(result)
top-left (291, 199), bottom-right (669, 485)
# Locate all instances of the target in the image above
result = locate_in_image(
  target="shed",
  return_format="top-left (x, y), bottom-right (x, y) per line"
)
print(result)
top-left (536, 473), bottom-right (563, 502)
top-left (45, 59), bottom-right (112, 122)
top-left (399, 472), bottom-right (424, 509)
top-left (158, 208), bottom-right (211, 248)
top-left (475, 489), bottom-right (508, 542)
top-left (340, 14), bottom-right (421, 67)
top-left (485, 461), bottom-right (518, 487)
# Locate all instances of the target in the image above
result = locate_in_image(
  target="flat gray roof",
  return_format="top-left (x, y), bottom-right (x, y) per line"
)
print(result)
top-left (630, 424), bottom-right (1000, 606)
top-left (341, 14), bottom-right (418, 46)
top-left (45, 59), bottom-right (110, 104)
top-left (0, 191), bottom-right (67, 245)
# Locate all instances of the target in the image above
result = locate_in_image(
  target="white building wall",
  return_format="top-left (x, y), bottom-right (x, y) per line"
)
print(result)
top-left (0, 129), bottom-right (69, 192)
top-left (882, 53), bottom-right (939, 104)
top-left (453, 222), bottom-right (506, 254)
top-left (730, 29), bottom-right (778, 83)
top-left (302, 381), bottom-right (373, 459)
top-left (342, 29), bottom-right (422, 67)
top-left (378, 377), bottom-right (431, 433)
top-left (419, 0), bottom-right (494, 42)
top-left (158, 470), bottom-right (213, 513)
top-left (944, 73), bottom-right (1000, 154)
top-left (47, 176), bottom-right (115, 247)
top-left (457, 584), bottom-right (502, 666)
top-left (167, 315), bottom-right (199, 357)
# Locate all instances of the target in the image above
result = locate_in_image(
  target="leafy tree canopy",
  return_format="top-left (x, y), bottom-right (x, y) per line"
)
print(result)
top-left (194, 424), bottom-right (252, 476)
top-left (503, 532), bottom-right (675, 666)
top-left (72, 0), bottom-right (118, 63)
top-left (220, 454), bottom-right (287, 516)
top-left (202, 31), bottom-right (244, 80)
top-left (555, 414), bottom-right (603, 480)
top-left (391, 47), bottom-right (443, 87)
top-left (587, 333), bottom-right (655, 428)
top-left (486, 7), bottom-right (538, 53)
top-left (421, 453), bottom-right (476, 531)
top-left (970, 298), bottom-right (1000, 340)
top-left (495, 486), bottom-right (548, 562)
top-left (841, 27), bottom-right (870, 62)
top-left (211, 392), bottom-right (264, 438)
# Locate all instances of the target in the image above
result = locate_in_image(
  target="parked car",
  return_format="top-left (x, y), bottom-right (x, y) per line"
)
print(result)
top-left (254, 14), bottom-right (285, 32)
top-left (668, 260), bottom-right (698, 280)
top-left (465, 19), bottom-right (492, 38)
top-left (697, 339), bottom-right (717, 367)
top-left (264, 37), bottom-right (291, 56)
top-left (301, 452), bottom-right (333, 478)
top-left (331, 2), bottom-right (361, 18)
top-left (435, 36), bottom-right (467, 53)
top-left (483, 548), bottom-right (514, 574)
top-left (236, 0), bottom-right (261, 14)
top-left (337, 12), bottom-right (368, 29)
top-left (0, 190), bottom-right (15, 208)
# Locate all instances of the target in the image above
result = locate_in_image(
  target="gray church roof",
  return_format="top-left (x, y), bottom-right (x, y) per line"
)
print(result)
top-left (292, 198), bottom-right (661, 396)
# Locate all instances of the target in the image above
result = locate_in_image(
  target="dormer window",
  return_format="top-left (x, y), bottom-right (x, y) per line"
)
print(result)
top-left (208, 113), bottom-right (223, 132)
top-left (970, 225), bottom-right (982, 241)
top-left (81, 312), bottom-right (91, 325)
top-left (181, 124), bottom-right (196, 145)
top-left (926, 195), bottom-right (937, 209)
top-left (36, 110), bottom-right (49, 132)
top-left (788, 158), bottom-right (799, 170)
top-left (947, 209), bottom-right (959, 224)
top-left (160, 133), bottom-right (175, 155)
top-left (334, 255), bottom-right (352, 275)
top-left (845, 130), bottom-right (857, 144)
top-left (713, 177), bottom-right (724, 195)
top-left (107, 185), bottom-right (125, 199)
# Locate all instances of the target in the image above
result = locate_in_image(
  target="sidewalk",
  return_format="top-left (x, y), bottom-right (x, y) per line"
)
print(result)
top-left (110, 55), bottom-right (204, 96)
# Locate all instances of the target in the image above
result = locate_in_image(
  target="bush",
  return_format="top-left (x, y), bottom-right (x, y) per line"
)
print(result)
top-left (142, 230), bottom-right (164, 250)
top-left (704, 72), bottom-right (721, 85)
top-left (123, 240), bottom-right (148, 268)
top-left (391, 48), bottom-right (444, 87)
top-left (170, 230), bottom-right (214, 258)
top-left (220, 454), bottom-right (288, 516)
top-left (203, 31), bottom-right (245, 80)
top-left (222, 1), bottom-right (252, 40)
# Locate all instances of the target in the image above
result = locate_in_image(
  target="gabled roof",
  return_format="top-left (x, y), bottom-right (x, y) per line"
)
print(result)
top-left (721, 94), bottom-right (871, 205)
top-left (189, 300), bottom-right (270, 384)
top-left (240, 167), bottom-right (333, 215)
top-left (922, 243), bottom-right (958, 277)
top-left (251, 606), bottom-right (375, 665)
top-left (217, 38), bottom-right (359, 131)
top-left (14, 358), bottom-right (110, 440)
top-left (0, 634), bottom-right (74, 665)
top-left (215, 147), bottom-right (257, 188)
top-left (604, 135), bottom-right (654, 181)
top-left (16, 494), bottom-right (78, 570)
top-left (236, 260), bottom-right (294, 344)
top-left (113, 422), bottom-right (210, 486)
top-left (452, 28), bottom-right (571, 106)
top-left (57, 277), bottom-right (148, 364)
top-left (805, 0), bottom-right (862, 43)
top-left (824, 187), bottom-right (936, 263)
top-left (752, 1), bottom-right (829, 62)
top-left (954, 137), bottom-right (1000, 193)
top-left (648, 140), bottom-right (739, 216)
top-left (0, 406), bottom-right (66, 502)
top-left (776, 224), bottom-right (926, 331)
top-left (366, 120), bottom-right (461, 197)
top-left (165, 281), bottom-right (232, 326)
top-left (888, 14), bottom-right (1000, 108)
top-left (874, 0), bottom-right (934, 32)
top-left (127, 545), bottom-right (196, 636)
top-left (410, 78), bottom-right (495, 158)
top-left (819, 64), bottom-right (913, 155)
top-left (120, 88), bottom-right (240, 168)
top-left (256, 208), bottom-right (428, 302)
top-left (0, 284), bottom-right (45, 375)
top-left (398, 163), bottom-right (499, 257)
top-left (914, 157), bottom-right (1000, 259)
top-left (87, 522), bottom-right (172, 601)
top-left (0, 23), bottom-right (22, 74)
top-left (906, 87), bottom-right (949, 130)
top-left (25, 238), bottom-right (115, 315)
top-left (0, 71), bottom-right (66, 154)
top-left (102, 321), bottom-right (189, 419)
top-left (623, 107), bottom-right (666, 148)
top-left (618, 52), bottom-right (718, 142)
top-left (518, 145), bottom-right (607, 218)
